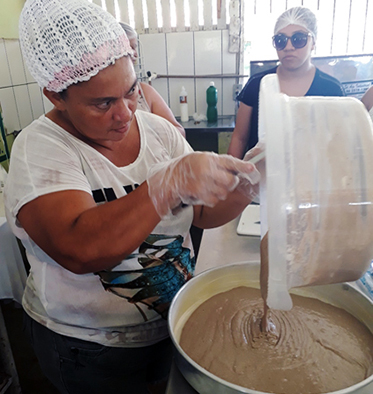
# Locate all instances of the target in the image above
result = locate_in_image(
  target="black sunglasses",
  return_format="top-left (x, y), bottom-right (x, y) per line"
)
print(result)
top-left (272, 31), bottom-right (312, 51)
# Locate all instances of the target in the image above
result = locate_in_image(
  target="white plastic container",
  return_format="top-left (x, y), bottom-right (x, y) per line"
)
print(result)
top-left (180, 86), bottom-right (189, 122)
top-left (259, 74), bottom-right (373, 310)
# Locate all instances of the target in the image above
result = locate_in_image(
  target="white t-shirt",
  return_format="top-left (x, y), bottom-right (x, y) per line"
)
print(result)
top-left (5, 110), bottom-right (194, 347)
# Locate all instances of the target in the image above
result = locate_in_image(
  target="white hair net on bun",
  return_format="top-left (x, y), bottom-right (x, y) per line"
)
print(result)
top-left (19, 0), bottom-right (133, 93)
top-left (274, 7), bottom-right (317, 38)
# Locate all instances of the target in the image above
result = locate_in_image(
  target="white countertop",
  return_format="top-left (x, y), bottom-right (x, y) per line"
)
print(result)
top-left (195, 216), bottom-right (260, 275)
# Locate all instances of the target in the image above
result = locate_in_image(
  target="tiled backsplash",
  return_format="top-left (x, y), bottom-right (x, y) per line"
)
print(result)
top-left (141, 29), bottom-right (239, 119)
top-left (0, 29), bottom-right (239, 136)
top-left (0, 38), bottom-right (53, 136)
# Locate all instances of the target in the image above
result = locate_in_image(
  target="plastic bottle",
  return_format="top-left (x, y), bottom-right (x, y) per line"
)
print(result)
top-left (179, 86), bottom-right (189, 122)
top-left (206, 81), bottom-right (218, 123)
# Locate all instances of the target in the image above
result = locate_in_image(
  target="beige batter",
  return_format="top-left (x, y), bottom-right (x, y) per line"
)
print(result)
top-left (180, 286), bottom-right (373, 394)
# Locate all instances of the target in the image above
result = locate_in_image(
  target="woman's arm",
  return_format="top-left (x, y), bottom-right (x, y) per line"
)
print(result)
top-left (196, 139), bottom-right (264, 228)
top-left (140, 82), bottom-right (186, 137)
top-left (17, 184), bottom-right (160, 275)
top-left (192, 188), bottom-right (252, 230)
top-left (227, 103), bottom-right (253, 159)
top-left (192, 150), bottom-right (263, 229)
top-left (17, 151), bottom-right (257, 275)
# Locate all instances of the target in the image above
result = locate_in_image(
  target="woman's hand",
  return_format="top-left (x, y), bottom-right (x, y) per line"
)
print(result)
top-left (236, 142), bottom-right (265, 200)
top-left (147, 152), bottom-right (260, 218)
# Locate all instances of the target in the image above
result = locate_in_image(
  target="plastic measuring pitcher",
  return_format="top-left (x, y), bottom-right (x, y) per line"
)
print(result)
top-left (259, 74), bottom-right (373, 310)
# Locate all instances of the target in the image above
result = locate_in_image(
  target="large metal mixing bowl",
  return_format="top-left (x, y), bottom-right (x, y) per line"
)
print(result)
top-left (168, 262), bottom-right (373, 394)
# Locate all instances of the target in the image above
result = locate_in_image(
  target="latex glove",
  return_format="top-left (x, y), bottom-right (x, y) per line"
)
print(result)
top-left (237, 142), bottom-right (265, 201)
top-left (147, 152), bottom-right (260, 218)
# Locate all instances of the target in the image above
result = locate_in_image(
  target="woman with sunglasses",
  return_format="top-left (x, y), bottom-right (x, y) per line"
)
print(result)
top-left (228, 7), bottom-right (345, 159)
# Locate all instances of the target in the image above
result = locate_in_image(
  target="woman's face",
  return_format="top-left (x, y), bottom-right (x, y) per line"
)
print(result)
top-left (56, 56), bottom-right (138, 148)
top-left (275, 24), bottom-right (314, 71)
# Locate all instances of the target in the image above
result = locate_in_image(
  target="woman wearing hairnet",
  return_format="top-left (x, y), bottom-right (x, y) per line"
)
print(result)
top-left (228, 7), bottom-right (345, 159)
top-left (4, 0), bottom-right (260, 393)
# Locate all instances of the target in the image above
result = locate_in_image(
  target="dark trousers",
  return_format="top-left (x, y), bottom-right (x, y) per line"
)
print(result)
top-left (23, 311), bottom-right (173, 394)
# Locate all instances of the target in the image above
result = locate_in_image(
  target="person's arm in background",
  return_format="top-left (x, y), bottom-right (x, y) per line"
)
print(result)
top-left (227, 102), bottom-right (253, 159)
top-left (361, 86), bottom-right (373, 112)
top-left (140, 82), bottom-right (186, 137)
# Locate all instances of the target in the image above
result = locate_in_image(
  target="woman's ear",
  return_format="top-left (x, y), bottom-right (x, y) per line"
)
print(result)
top-left (42, 88), bottom-right (67, 111)
top-left (311, 36), bottom-right (316, 52)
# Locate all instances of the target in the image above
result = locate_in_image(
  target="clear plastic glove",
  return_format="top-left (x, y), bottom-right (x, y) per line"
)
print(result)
top-left (237, 142), bottom-right (265, 201)
top-left (243, 141), bottom-right (265, 163)
top-left (147, 152), bottom-right (260, 218)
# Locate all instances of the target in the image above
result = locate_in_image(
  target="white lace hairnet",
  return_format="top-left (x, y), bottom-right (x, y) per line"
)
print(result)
top-left (19, 0), bottom-right (133, 93)
top-left (274, 7), bottom-right (317, 38)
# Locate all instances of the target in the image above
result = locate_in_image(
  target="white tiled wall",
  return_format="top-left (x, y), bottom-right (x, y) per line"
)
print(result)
top-left (0, 39), bottom-right (53, 135)
top-left (142, 29), bottom-right (238, 119)
top-left (0, 30), bottom-right (237, 135)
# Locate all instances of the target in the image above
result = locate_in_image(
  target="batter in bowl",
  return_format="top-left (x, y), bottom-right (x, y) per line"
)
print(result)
top-left (179, 286), bottom-right (373, 394)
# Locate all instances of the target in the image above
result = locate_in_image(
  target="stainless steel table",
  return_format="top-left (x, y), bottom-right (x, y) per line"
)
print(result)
top-left (194, 216), bottom-right (260, 273)
top-left (166, 216), bottom-right (260, 394)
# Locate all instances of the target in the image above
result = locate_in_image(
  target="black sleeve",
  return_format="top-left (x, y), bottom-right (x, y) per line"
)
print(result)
top-left (237, 67), bottom-right (278, 107)
top-left (237, 76), bottom-right (262, 108)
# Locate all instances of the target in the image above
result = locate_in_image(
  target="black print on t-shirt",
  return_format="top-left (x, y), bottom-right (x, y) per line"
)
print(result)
top-left (96, 234), bottom-right (196, 320)
top-left (92, 184), bottom-right (140, 203)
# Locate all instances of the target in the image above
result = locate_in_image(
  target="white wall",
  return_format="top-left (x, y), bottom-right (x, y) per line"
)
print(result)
top-left (0, 0), bottom-right (24, 39)
top-left (0, 29), bottom-right (238, 136)
top-left (140, 29), bottom-right (238, 119)
top-left (0, 39), bottom-right (53, 136)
